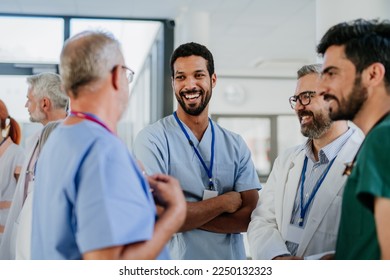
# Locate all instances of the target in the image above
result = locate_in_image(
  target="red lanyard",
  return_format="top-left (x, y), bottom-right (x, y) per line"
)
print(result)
top-left (69, 111), bottom-right (113, 134)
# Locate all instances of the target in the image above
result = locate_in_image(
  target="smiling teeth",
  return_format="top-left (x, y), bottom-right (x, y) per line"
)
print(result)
top-left (301, 115), bottom-right (311, 124)
top-left (185, 93), bottom-right (200, 99)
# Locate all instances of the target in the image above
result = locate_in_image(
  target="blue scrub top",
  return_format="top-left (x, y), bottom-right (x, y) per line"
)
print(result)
top-left (134, 114), bottom-right (261, 259)
top-left (31, 121), bottom-right (170, 259)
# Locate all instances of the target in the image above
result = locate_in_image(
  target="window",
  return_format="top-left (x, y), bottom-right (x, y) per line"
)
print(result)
top-left (0, 14), bottom-right (173, 149)
top-left (214, 114), bottom-right (305, 182)
top-left (0, 16), bottom-right (63, 64)
top-left (214, 115), bottom-right (272, 182)
top-left (70, 18), bottom-right (161, 80)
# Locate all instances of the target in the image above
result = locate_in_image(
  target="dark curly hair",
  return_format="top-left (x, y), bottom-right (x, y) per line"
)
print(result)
top-left (170, 42), bottom-right (215, 77)
top-left (317, 18), bottom-right (390, 91)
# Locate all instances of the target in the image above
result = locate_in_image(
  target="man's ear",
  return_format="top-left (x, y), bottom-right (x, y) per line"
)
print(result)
top-left (211, 73), bottom-right (217, 89)
top-left (363, 62), bottom-right (385, 87)
top-left (41, 97), bottom-right (51, 112)
top-left (112, 65), bottom-right (121, 90)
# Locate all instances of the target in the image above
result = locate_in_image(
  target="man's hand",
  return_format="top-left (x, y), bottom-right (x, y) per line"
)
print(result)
top-left (221, 191), bottom-right (242, 213)
top-left (147, 174), bottom-right (186, 225)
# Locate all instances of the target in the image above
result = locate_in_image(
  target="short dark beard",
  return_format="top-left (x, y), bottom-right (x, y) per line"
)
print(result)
top-left (176, 88), bottom-right (212, 116)
top-left (329, 76), bottom-right (368, 121)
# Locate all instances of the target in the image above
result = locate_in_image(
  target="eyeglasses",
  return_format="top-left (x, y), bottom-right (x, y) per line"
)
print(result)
top-left (121, 65), bottom-right (135, 84)
top-left (288, 91), bottom-right (316, 109)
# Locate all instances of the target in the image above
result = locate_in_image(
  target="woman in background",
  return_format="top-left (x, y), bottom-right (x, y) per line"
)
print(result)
top-left (0, 99), bottom-right (25, 244)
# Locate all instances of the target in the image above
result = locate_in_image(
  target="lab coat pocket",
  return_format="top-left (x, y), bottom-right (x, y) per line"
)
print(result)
top-left (317, 195), bottom-right (342, 235)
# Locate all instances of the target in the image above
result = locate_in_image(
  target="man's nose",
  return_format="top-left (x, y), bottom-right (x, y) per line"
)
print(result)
top-left (184, 76), bottom-right (197, 90)
top-left (317, 77), bottom-right (329, 97)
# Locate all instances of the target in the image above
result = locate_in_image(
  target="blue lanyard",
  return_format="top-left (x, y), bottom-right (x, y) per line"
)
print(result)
top-left (173, 111), bottom-right (215, 190)
top-left (299, 156), bottom-right (336, 227)
top-left (70, 111), bottom-right (113, 134)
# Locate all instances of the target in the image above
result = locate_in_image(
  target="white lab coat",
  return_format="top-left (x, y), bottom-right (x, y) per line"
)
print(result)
top-left (247, 129), bottom-right (363, 259)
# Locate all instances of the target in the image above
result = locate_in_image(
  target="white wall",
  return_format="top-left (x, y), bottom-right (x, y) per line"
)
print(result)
top-left (210, 76), bottom-right (297, 115)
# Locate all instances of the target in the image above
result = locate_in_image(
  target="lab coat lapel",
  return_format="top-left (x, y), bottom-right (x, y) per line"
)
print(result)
top-left (280, 149), bottom-right (305, 238)
top-left (296, 159), bottom-right (346, 256)
top-left (296, 131), bottom-right (361, 256)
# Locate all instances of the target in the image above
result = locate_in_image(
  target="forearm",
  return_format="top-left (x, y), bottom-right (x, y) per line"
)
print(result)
top-left (200, 189), bottom-right (258, 233)
top-left (122, 205), bottom-right (185, 259)
top-left (179, 198), bottom-right (228, 232)
top-left (199, 205), bottom-right (252, 233)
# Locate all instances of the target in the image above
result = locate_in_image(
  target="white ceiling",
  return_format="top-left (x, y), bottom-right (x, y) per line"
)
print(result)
top-left (0, 0), bottom-right (318, 77)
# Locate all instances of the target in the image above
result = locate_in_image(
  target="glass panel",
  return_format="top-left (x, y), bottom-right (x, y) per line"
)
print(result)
top-left (71, 18), bottom-right (162, 148)
top-left (216, 117), bottom-right (271, 177)
top-left (70, 18), bottom-right (162, 83)
top-left (0, 16), bottom-right (64, 63)
top-left (277, 115), bottom-right (306, 153)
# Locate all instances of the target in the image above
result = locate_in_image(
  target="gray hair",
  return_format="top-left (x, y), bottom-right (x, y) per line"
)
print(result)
top-left (297, 63), bottom-right (322, 79)
top-left (59, 30), bottom-right (123, 97)
top-left (26, 72), bottom-right (68, 110)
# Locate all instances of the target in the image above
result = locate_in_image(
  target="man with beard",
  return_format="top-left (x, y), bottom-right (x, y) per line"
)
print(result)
top-left (317, 19), bottom-right (390, 259)
top-left (133, 42), bottom-right (261, 260)
top-left (247, 64), bottom-right (363, 260)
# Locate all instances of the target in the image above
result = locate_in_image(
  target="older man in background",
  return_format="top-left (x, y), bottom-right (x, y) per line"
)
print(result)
top-left (0, 72), bottom-right (68, 259)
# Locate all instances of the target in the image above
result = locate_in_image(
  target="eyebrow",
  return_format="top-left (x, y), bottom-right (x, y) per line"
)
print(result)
top-left (295, 90), bottom-right (316, 97)
top-left (174, 69), bottom-right (206, 75)
top-left (192, 69), bottom-right (207, 75)
top-left (321, 66), bottom-right (338, 75)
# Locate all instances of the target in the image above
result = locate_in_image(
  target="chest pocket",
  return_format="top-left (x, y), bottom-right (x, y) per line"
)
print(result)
top-left (214, 163), bottom-right (236, 194)
top-left (170, 162), bottom-right (204, 200)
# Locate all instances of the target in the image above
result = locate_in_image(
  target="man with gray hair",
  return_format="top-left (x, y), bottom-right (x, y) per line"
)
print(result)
top-left (25, 73), bottom-right (69, 125)
top-left (30, 30), bottom-right (186, 259)
top-left (0, 72), bottom-right (68, 259)
top-left (247, 64), bottom-right (363, 259)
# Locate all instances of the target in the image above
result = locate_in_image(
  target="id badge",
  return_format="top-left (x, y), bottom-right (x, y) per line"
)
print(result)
top-left (286, 224), bottom-right (304, 244)
top-left (202, 190), bottom-right (218, 200)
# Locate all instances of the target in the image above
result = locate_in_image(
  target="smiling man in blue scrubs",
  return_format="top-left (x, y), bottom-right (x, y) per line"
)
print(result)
top-left (134, 42), bottom-right (261, 260)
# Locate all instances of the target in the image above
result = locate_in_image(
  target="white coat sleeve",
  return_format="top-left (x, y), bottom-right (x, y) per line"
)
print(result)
top-left (247, 154), bottom-right (291, 259)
